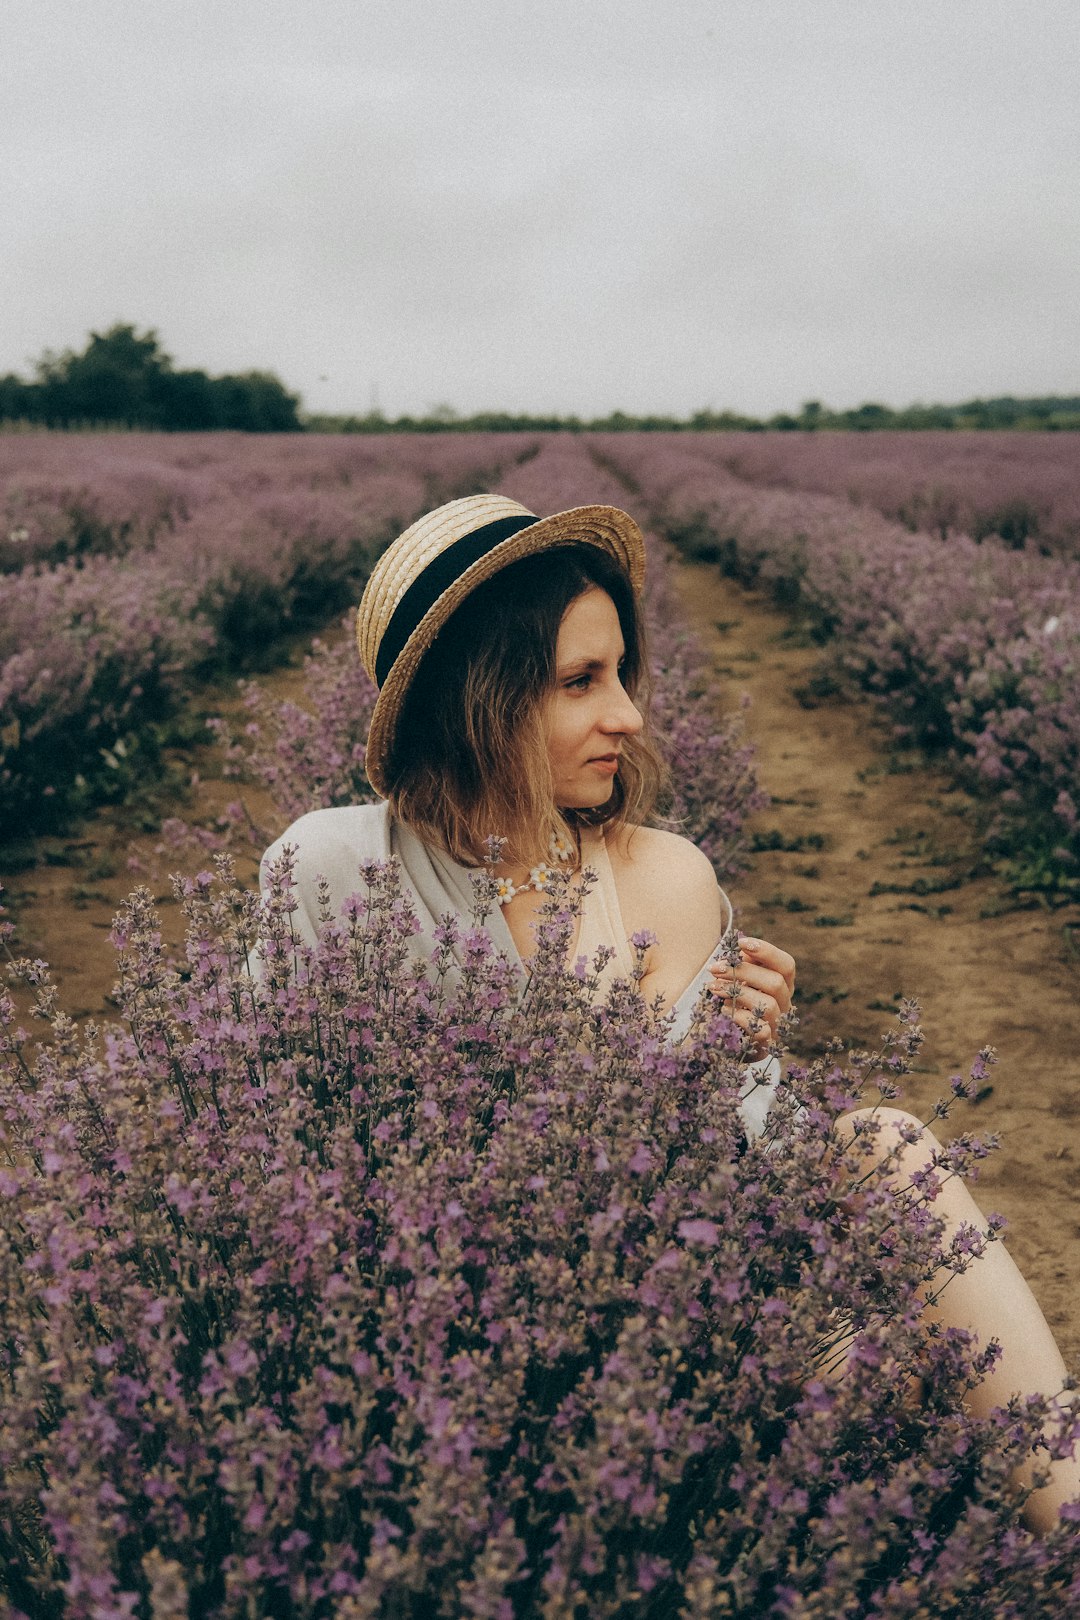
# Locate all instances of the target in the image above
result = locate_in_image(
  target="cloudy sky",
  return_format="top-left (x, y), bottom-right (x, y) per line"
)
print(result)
top-left (4, 0), bottom-right (1078, 419)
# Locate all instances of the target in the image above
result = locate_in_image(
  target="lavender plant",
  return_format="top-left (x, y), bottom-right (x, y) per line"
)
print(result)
top-left (2, 859), bottom-right (1078, 1617)
top-left (210, 621), bottom-right (381, 835)
top-left (643, 547), bottom-right (767, 881)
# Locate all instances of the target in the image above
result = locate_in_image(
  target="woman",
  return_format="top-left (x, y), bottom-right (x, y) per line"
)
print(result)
top-left (262, 493), bottom-right (1078, 1530)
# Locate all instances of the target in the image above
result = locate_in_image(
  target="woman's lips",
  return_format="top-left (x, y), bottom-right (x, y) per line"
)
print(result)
top-left (588, 755), bottom-right (620, 774)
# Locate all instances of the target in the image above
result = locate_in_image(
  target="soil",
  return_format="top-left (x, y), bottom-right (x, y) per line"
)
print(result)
top-left (673, 563), bottom-right (1080, 1360)
top-left (4, 566), bottom-right (1080, 1357)
top-left (0, 652), bottom-right (313, 1024)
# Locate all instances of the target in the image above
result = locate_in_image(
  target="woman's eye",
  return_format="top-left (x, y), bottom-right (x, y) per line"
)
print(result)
top-left (566, 673), bottom-right (592, 691)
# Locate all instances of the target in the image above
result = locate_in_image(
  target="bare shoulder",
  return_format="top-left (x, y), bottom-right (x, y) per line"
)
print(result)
top-left (610, 824), bottom-right (717, 891)
top-left (607, 825), bottom-right (728, 967)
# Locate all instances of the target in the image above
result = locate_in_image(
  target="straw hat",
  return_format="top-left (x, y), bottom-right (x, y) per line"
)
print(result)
top-left (356, 493), bottom-right (646, 796)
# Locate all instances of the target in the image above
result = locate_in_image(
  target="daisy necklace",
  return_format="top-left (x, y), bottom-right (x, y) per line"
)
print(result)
top-left (493, 829), bottom-right (577, 906)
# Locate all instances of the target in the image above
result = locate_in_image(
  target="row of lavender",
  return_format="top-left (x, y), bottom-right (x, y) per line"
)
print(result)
top-left (5, 439), bottom-right (1076, 1613)
top-left (1, 435), bottom-right (533, 835)
top-left (594, 434), bottom-right (1080, 890)
top-left (695, 430), bottom-right (1080, 555)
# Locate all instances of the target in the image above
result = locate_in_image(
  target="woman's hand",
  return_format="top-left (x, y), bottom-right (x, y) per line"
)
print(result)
top-left (708, 934), bottom-right (796, 1054)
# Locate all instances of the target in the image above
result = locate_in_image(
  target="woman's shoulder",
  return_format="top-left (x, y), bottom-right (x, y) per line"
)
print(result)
top-left (609, 823), bottom-right (718, 885)
top-left (607, 824), bottom-right (730, 942)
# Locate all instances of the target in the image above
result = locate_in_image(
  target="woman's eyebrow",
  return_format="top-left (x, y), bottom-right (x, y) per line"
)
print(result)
top-left (557, 655), bottom-right (607, 676)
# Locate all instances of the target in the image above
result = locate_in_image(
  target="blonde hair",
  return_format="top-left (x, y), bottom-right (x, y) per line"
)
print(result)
top-left (386, 546), bottom-right (668, 868)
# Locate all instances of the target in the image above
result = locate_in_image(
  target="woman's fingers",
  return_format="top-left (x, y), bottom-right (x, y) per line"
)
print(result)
top-left (738, 936), bottom-right (796, 998)
top-left (707, 973), bottom-right (783, 1043)
top-left (710, 960), bottom-right (792, 1015)
top-left (707, 935), bottom-right (796, 1052)
top-left (721, 1001), bottom-right (777, 1052)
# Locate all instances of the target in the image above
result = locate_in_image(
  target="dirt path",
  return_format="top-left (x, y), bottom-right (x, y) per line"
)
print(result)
top-left (0, 644), bottom-right (334, 1024)
top-left (5, 567), bottom-right (1080, 1355)
top-left (673, 563), bottom-right (1080, 1357)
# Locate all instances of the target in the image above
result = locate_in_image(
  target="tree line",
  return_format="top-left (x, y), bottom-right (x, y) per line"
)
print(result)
top-left (308, 395), bottom-right (1080, 434)
top-left (2, 323), bottom-right (1076, 433)
top-left (0, 324), bottom-right (301, 432)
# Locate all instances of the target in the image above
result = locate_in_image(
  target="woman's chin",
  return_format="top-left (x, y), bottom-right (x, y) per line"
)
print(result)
top-left (558, 783), bottom-right (615, 810)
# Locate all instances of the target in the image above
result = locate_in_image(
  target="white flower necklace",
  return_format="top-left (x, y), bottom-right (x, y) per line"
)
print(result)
top-left (493, 829), bottom-right (576, 906)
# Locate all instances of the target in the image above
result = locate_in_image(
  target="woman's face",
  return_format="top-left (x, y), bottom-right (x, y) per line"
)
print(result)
top-left (546, 586), bottom-right (643, 808)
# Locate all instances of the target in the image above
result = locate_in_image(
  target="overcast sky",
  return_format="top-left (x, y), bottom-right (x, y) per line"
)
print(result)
top-left (3, 0), bottom-right (1078, 419)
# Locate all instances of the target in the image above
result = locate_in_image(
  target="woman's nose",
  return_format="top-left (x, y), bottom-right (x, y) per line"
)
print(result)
top-left (603, 688), bottom-right (644, 736)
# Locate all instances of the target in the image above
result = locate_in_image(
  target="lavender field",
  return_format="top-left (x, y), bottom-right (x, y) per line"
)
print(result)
top-left (690, 430), bottom-right (1080, 554)
top-left (5, 429), bottom-right (1079, 882)
top-left (4, 431), bottom-right (1080, 1613)
top-left (593, 432), bottom-right (1080, 894)
top-left (1, 433), bottom-right (535, 835)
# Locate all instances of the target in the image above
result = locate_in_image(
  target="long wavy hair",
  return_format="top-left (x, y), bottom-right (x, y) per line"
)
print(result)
top-left (385, 545), bottom-right (668, 868)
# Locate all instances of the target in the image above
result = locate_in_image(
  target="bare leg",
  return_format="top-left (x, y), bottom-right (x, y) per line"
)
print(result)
top-left (840, 1107), bottom-right (1079, 1534)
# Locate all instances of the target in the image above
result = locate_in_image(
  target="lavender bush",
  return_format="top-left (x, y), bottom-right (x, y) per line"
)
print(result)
top-left (0, 435), bottom-right (536, 574)
top-left (593, 434), bottom-right (1080, 891)
top-left (691, 431), bottom-right (1080, 557)
top-left (643, 546), bottom-right (767, 881)
top-left (2, 857), bottom-right (1078, 1617)
top-left (211, 621), bottom-right (380, 834)
top-left (0, 551), bottom-right (216, 829)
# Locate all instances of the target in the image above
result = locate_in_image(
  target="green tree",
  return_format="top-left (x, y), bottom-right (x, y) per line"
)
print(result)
top-left (208, 370), bottom-right (301, 431)
top-left (51, 323), bottom-right (171, 425)
top-left (6, 324), bottom-right (303, 431)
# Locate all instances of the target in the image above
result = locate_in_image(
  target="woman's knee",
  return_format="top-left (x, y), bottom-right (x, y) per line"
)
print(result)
top-left (837, 1106), bottom-right (942, 1167)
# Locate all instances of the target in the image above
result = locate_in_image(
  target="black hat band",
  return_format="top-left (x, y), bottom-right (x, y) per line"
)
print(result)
top-left (374, 512), bottom-right (539, 686)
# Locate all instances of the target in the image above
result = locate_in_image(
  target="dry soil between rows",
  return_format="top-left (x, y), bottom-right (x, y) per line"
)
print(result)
top-left (672, 562), bottom-right (1080, 1359)
top-left (5, 567), bottom-right (1080, 1357)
